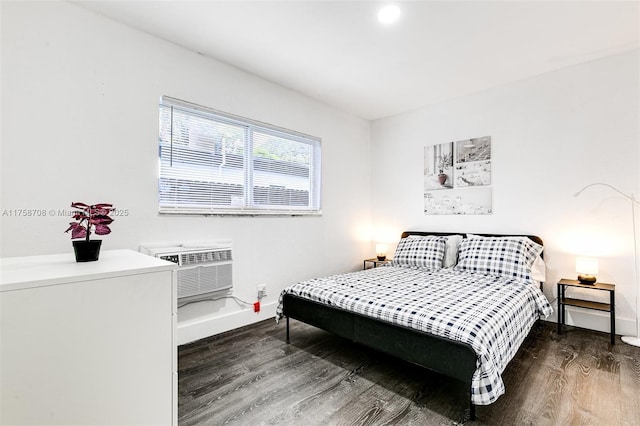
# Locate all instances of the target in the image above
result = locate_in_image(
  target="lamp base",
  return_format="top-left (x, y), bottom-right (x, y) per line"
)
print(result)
top-left (577, 274), bottom-right (596, 284)
top-left (621, 335), bottom-right (640, 347)
top-left (376, 255), bottom-right (386, 261)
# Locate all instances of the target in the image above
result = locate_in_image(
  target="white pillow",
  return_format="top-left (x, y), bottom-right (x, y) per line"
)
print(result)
top-left (444, 235), bottom-right (463, 267)
top-left (530, 255), bottom-right (546, 283)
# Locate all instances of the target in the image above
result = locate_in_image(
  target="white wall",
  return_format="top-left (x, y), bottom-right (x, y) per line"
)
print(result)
top-left (371, 50), bottom-right (640, 335)
top-left (0, 1), bottom-right (372, 343)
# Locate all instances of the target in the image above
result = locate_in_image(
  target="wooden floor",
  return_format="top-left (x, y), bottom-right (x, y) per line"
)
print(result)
top-left (178, 319), bottom-right (640, 425)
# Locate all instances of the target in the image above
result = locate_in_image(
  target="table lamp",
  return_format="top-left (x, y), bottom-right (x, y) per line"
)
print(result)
top-left (576, 257), bottom-right (598, 284)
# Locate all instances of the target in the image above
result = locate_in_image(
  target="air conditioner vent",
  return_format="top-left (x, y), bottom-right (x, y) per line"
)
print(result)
top-left (139, 241), bottom-right (233, 300)
top-left (180, 249), bottom-right (232, 266)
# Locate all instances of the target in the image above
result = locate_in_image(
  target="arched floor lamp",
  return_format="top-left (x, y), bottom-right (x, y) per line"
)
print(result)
top-left (574, 183), bottom-right (640, 347)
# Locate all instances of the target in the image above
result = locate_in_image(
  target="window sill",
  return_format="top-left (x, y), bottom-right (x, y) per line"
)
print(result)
top-left (159, 209), bottom-right (322, 217)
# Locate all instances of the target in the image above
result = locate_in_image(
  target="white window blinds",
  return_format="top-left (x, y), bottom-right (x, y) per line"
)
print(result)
top-left (158, 97), bottom-right (321, 215)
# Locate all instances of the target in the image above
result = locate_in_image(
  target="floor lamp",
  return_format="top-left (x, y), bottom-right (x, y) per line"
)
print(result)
top-left (574, 183), bottom-right (640, 347)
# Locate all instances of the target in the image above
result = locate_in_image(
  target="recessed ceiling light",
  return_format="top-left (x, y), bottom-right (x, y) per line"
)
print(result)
top-left (378, 4), bottom-right (401, 24)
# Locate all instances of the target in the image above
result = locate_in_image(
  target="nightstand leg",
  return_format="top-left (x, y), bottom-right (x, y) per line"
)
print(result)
top-left (557, 283), bottom-right (562, 335)
top-left (610, 290), bottom-right (615, 345)
top-left (286, 317), bottom-right (290, 344)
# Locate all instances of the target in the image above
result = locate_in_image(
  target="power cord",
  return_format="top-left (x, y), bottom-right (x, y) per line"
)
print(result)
top-left (178, 295), bottom-right (254, 309)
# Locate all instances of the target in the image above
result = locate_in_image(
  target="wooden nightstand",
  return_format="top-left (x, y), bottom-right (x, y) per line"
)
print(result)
top-left (363, 258), bottom-right (392, 270)
top-left (557, 278), bottom-right (615, 345)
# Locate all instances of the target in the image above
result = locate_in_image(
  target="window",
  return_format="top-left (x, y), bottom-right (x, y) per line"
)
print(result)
top-left (158, 97), bottom-right (321, 215)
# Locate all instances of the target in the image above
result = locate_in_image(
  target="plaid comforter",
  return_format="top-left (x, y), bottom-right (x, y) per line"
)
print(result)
top-left (276, 265), bottom-right (553, 405)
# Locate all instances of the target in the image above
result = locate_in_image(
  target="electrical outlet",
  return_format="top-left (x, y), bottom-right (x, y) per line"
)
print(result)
top-left (257, 284), bottom-right (267, 300)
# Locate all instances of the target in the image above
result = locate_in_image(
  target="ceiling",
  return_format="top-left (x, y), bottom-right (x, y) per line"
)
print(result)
top-left (75, 1), bottom-right (639, 120)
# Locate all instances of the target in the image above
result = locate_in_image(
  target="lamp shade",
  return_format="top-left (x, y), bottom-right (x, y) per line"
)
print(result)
top-left (576, 257), bottom-right (599, 275)
top-left (375, 243), bottom-right (387, 261)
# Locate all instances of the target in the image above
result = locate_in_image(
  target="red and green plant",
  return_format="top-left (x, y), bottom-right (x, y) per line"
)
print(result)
top-left (65, 202), bottom-right (114, 241)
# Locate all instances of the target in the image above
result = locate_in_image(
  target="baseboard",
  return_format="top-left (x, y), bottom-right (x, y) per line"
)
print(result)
top-left (545, 307), bottom-right (636, 337)
top-left (177, 301), bottom-right (636, 345)
top-left (177, 301), bottom-right (278, 345)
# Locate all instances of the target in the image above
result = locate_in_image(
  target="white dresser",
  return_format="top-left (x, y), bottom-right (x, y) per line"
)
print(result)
top-left (0, 249), bottom-right (177, 425)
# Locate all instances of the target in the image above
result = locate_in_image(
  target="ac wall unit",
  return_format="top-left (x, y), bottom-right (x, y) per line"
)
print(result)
top-left (139, 241), bottom-right (232, 300)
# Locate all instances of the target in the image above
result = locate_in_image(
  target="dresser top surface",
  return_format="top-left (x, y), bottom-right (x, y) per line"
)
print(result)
top-left (0, 249), bottom-right (174, 292)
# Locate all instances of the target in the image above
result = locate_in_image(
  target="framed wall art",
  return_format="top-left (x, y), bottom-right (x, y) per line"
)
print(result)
top-left (424, 136), bottom-right (492, 215)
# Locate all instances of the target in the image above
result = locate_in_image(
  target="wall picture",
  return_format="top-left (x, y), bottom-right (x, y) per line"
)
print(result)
top-left (455, 137), bottom-right (492, 187)
top-left (424, 136), bottom-right (492, 215)
top-left (424, 142), bottom-right (454, 190)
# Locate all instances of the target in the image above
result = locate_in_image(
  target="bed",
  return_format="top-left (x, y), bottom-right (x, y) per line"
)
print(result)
top-left (276, 231), bottom-right (553, 420)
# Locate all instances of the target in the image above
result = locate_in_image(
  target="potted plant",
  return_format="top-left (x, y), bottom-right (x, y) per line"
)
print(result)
top-left (437, 153), bottom-right (453, 185)
top-left (65, 202), bottom-right (114, 262)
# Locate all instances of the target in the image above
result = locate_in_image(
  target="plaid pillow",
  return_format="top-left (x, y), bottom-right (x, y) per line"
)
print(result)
top-left (392, 236), bottom-right (446, 269)
top-left (455, 237), bottom-right (543, 281)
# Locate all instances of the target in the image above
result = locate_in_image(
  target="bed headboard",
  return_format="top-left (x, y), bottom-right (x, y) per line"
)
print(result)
top-left (400, 231), bottom-right (544, 256)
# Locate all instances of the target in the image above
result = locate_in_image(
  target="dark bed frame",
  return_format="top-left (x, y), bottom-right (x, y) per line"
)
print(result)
top-left (283, 231), bottom-right (544, 421)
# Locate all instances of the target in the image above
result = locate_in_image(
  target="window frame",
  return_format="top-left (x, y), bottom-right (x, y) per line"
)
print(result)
top-left (158, 96), bottom-right (322, 216)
